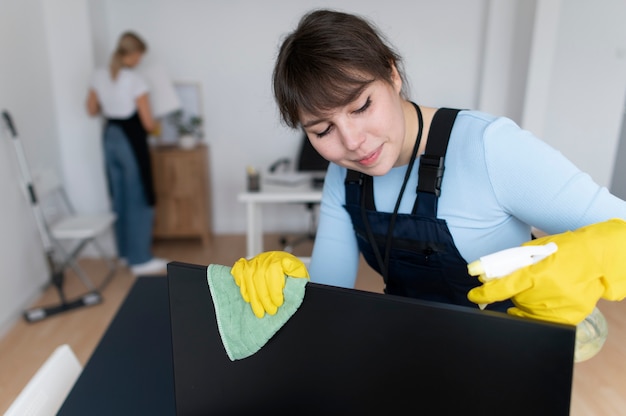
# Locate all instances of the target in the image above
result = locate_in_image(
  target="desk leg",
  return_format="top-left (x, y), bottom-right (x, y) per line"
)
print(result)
top-left (246, 201), bottom-right (263, 258)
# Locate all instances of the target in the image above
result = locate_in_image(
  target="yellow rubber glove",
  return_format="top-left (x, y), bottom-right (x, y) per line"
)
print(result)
top-left (149, 121), bottom-right (162, 137)
top-left (468, 219), bottom-right (626, 325)
top-left (231, 251), bottom-right (309, 318)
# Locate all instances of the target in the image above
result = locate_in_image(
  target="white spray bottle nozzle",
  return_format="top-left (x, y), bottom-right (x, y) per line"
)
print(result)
top-left (477, 242), bottom-right (558, 280)
top-left (468, 242), bottom-right (558, 309)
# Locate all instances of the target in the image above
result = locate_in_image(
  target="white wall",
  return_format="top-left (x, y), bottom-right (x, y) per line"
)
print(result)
top-left (42, 0), bottom-right (110, 216)
top-left (478, 1), bottom-right (535, 120)
top-left (523, 0), bottom-right (626, 187)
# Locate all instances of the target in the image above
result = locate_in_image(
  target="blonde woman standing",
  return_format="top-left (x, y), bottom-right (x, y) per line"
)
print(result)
top-left (86, 31), bottom-right (167, 276)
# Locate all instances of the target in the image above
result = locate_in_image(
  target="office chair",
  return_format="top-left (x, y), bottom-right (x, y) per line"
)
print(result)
top-left (4, 344), bottom-right (82, 416)
top-left (278, 134), bottom-right (329, 253)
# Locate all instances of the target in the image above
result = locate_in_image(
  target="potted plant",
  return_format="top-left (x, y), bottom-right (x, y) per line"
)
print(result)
top-left (168, 110), bottom-right (203, 149)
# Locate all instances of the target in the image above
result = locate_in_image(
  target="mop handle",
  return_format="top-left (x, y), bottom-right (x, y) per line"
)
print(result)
top-left (2, 110), bottom-right (35, 193)
top-left (2, 110), bottom-right (54, 252)
top-left (2, 111), bottom-right (16, 136)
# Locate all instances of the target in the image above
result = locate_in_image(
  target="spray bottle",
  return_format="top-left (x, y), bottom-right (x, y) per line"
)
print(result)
top-left (467, 243), bottom-right (608, 362)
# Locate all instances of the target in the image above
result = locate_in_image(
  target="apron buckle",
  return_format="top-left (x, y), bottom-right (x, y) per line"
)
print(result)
top-left (418, 154), bottom-right (445, 196)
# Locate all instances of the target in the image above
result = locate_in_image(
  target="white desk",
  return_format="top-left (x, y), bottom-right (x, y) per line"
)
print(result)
top-left (238, 175), bottom-right (323, 258)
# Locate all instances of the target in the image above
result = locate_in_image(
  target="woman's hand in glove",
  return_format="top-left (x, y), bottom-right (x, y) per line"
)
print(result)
top-left (231, 251), bottom-right (309, 318)
top-left (468, 219), bottom-right (626, 325)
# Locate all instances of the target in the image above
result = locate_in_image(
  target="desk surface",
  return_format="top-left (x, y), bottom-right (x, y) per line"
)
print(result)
top-left (237, 178), bottom-right (322, 203)
top-left (237, 175), bottom-right (323, 258)
top-left (58, 277), bottom-right (175, 415)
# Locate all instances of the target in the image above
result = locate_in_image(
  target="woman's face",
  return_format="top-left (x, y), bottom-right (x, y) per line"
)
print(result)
top-left (299, 68), bottom-right (409, 177)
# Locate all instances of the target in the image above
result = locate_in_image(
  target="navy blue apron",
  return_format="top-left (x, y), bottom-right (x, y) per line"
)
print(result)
top-left (106, 112), bottom-right (156, 205)
top-left (343, 105), bottom-right (511, 311)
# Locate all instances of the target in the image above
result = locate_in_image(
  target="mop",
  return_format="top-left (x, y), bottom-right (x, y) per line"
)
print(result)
top-left (2, 110), bottom-right (103, 322)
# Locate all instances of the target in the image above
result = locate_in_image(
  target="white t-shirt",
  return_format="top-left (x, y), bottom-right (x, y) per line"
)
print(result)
top-left (91, 68), bottom-right (149, 119)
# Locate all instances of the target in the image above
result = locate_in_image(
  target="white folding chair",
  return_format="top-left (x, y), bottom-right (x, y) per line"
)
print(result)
top-left (32, 169), bottom-right (118, 293)
top-left (4, 344), bottom-right (82, 416)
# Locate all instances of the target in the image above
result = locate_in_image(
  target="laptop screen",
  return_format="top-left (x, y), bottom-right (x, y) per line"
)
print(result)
top-left (168, 262), bottom-right (574, 415)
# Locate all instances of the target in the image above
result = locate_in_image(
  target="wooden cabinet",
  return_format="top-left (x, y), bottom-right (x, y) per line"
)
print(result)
top-left (150, 144), bottom-right (212, 245)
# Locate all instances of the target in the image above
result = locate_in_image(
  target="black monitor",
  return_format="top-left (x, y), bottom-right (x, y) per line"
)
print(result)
top-left (296, 133), bottom-right (329, 173)
top-left (168, 262), bottom-right (575, 415)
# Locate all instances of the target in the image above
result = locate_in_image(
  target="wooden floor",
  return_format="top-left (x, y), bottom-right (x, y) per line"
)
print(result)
top-left (0, 234), bottom-right (624, 415)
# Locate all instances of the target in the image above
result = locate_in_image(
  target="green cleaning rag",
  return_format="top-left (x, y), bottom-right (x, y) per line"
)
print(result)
top-left (206, 264), bottom-right (308, 361)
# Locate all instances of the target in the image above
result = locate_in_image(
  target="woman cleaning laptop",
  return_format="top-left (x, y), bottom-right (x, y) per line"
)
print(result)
top-left (231, 9), bottom-right (626, 360)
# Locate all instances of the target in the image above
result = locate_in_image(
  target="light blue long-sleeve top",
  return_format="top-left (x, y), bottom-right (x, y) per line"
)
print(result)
top-left (308, 110), bottom-right (626, 288)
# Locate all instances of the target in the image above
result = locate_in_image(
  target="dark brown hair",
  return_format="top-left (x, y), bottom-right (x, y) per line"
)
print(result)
top-left (273, 9), bottom-right (406, 128)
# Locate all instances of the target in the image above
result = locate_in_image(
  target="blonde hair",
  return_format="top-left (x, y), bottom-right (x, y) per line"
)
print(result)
top-left (109, 31), bottom-right (147, 79)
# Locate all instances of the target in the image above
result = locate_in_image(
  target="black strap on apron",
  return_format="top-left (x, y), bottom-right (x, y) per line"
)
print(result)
top-left (107, 112), bottom-right (156, 205)
top-left (413, 108), bottom-right (460, 216)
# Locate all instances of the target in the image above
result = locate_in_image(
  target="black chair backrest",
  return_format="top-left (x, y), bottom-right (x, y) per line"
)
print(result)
top-left (297, 134), bottom-right (329, 173)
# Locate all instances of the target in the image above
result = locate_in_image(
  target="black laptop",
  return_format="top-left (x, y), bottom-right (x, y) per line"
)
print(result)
top-left (167, 262), bottom-right (575, 415)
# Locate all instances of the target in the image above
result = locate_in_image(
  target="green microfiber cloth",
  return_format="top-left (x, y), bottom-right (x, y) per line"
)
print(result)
top-left (206, 264), bottom-right (308, 361)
